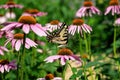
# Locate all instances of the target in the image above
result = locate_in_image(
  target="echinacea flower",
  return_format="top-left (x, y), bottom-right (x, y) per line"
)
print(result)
top-left (45, 20), bottom-right (62, 32)
top-left (0, 14), bottom-right (7, 24)
top-left (22, 9), bottom-right (47, 17)
top-left (76, 0), bottom-right (100, 18)
top-left (0, 0), bottom-right (23, 9)
top-left (37, 73), bottom-right (62, 80)
top-left (114, 18), bottom-right (120, 26)
top-left (0, 59), bottom-right (17, 73)
top-left (1, 15), bottom-right (47, 36)
top-left (68, 18), bottom-right (92, 36)
top-left (105, 0), bottom-right (120, 15)
top-left (4, 33), bottom-right (37, 51)
top-left (5, 11), bottom-right (16, 19)
top-left (0, 46), bottom-right (8, 55)
top-left (44, 48), bottom-right (81, 65)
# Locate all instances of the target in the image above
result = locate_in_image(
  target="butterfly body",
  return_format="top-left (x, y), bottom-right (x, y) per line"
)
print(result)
top-left (47, 23), bottom-right (68, 47)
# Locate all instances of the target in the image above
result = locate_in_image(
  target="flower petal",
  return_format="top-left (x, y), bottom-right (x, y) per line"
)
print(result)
top-left (22, 24), bottom-right (30, 34)
top-left (15, 40), bottom-right (21, 51)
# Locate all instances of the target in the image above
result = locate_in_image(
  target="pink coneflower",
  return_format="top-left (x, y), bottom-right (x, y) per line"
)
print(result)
top-left (37, 73), bottom-right (62, 80)
top-left (45, 20), bottom-right (62, 32)
top-left (105, 0), bottom-right (120, 15)
top-left (1, 15), bottom-right (47, 36)
top-left (0, 46), bottom-right (8, 55)
top-left (0, 59), bottom-right (17, 73)
top-left (76, 0), bottom-right (100, 18)
top-left (22, 9), bottom-right (47, 17)
top-left (68, 18), bottom-right (92, 36)
top-left (4, 33), bottom-right (37, 51)
top-left (0, 0), bottom-right (23, 9)
top-left (0, 14), bottom-right (7, 24)
top-left (114, 17), bottom-right (120, 26)
top-left (44, 48), bottom-right (81, 66)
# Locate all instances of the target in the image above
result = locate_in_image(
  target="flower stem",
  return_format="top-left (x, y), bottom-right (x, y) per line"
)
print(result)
top-left (84, 32), bottom-right (88, 53)
top-left (17, 51), bottom-right (21, 80)
top-left (113, 26), bottom-right (117, 58)
top-left (20, 33), bottom-right (26, 80)
top-left (88, 34), bottom-right (91, 60)
top-left (79, 34), bottom-right (83, 54)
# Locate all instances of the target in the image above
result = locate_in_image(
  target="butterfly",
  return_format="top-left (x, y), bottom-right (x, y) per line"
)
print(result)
top-left (46, 23), bottom-right (68, 48)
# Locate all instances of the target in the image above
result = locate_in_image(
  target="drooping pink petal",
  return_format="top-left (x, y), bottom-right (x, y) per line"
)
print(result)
top-left (0, 50), bottom-right (4, 55)
top-left (60, 56), bottom-right (66, 65)
top-left (26, 38), bottom-right (37, 47)
top-left (0, 66), bottom-right (4, 73)
top-left (22, 24), bottom-right (30, 34)
top-left (15, 40), bottom-right (21, 51)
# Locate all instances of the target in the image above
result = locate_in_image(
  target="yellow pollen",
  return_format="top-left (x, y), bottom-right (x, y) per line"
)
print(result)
top-left (50, 20), bottom-right (59, 25)
top-left (18, 16), bottom-right (36, 24)
top-left (25, 9), bottom-right (39, 14)
top-left (84, 1), bottom-right (93, 7)
top-left (72, 19), bottom-right (84, 25)
top-left (109, 0), bottom-right (119, 5)
top-left (14, 33), bottom-right (24, 39)
top-left (0, 59), bottom-right (9, 65)
top-left (45, 74), bottom-right (54, 79)
top-left (58, 48), bottom-right (73, 55)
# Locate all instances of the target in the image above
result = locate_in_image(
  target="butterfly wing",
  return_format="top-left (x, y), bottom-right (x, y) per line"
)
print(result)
top-left (47, 23), bottom-right (68, 47)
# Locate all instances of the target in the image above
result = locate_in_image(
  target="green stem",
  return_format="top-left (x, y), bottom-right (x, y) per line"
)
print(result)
top-left (88, 34), bottom-right (91, 60)
top-left (84, 32), bottom-right (88, 53)
top-left (20, 33), bottom-right (26, 80)
top-left (113, 26), bottom-right (117, 58)
top-left (82, 59), bottom-right (87, 80)
top-left (79, 34), bottom-right (83, 54)
top-left (17, 51), bottom-right (21, 80)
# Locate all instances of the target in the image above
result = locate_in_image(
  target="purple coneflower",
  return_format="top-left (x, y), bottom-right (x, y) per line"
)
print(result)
top-left (68, 18), bottom-right (92, 36)
top-left (0, 0), bottom-right (23, 9)
top-left (0, 46), bottom-right (8, 55)
top-left (76, 0), bottom-right (100, 18)
top-left (4, 33), bottom-right (37, 51)
top-left (0, 14), bottom-right (7, 24)
top-left (45, 20), bottom-right (62, 32)
top-left (0, 59), bottom-right (17, 73)
top-left (114, 17), bottom-right (120, 26)
top-left (44, 48), bottom-right (81, 66)
top-left (22, 9), bottom-right (47, 17)
top-left (105, 0), bottom-right (120, 15)
top-left (37, 73), bottom-right (62, 80)
top-left (1, 15), bottom-right (47, 36)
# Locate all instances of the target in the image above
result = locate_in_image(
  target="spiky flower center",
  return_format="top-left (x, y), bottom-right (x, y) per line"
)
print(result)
top-left (45, 74), bottom-right (54, 80)
top-left (50, 20), bottom-right (59, 25)
top-left (72, 19), bottom-right (84, 25)
top-left (0, 14), bottom-right (4, 17)
top-left (109, 0), bottom-right (119, 5)
top-left (0, 59), bottom-right (9, 65)
top-left (25, 9), bottom-right (39, 14)
top-left (6, 0), bottom-right (15, 5)
top-left (58, 48), bottom-right (73, 55)
top-left (84, 1), bottom-right (93, 7)
top-left (18, 16), bottom-right (36, 24)
top-left (14, 33), bottom-right (24, 39)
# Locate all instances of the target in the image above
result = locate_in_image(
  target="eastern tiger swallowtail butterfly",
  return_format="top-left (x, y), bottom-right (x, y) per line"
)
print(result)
top-left (46, 23), bottom-right (68, 48)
